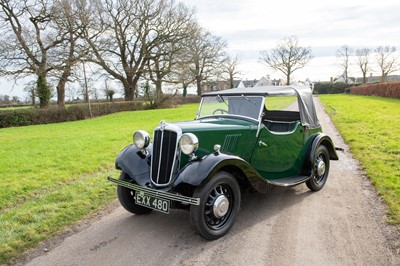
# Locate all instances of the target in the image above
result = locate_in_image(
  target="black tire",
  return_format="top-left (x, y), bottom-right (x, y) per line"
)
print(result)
top-left (117, 172), bottom-right (152, 215)
top-left (306, 145), bottom-right (330, 191)
top-left (190, 171), bottom-right (241, 240)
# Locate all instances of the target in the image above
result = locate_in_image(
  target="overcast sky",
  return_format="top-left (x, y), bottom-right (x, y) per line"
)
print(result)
top-left (183, 0), bottom-right (400, 81)
top-left (1, 0), bottom-right (400, 98)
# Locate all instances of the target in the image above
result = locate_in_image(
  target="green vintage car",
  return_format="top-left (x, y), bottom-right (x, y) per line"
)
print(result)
top-left (108, 84), bottom-right (339, 239)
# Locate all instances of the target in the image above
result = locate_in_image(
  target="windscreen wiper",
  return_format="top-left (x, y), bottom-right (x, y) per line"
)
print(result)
top-left (217, 95), bottom-right (228, 107)
top-left (241, 94), bottom-right (256, 105)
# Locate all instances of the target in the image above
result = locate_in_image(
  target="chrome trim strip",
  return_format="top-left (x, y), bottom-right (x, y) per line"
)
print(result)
top-left (108, 176), bottom-right (200, 205)
top-left (196, 97), bottom-right (205, 120)
top-left (156, 130), bottom-right (164, 184)
top-left (198, 114), bottom-right (259, 123)
top-left (267, 176), bottom-right (310, 187)
top-left (256, 97), bottom-right (266, 138)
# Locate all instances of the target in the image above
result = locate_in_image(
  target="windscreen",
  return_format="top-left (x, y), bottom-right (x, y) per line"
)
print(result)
top-left (198, 95), bottom-right (263, 120)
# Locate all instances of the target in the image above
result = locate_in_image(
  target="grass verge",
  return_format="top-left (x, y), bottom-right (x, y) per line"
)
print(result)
top-left (0, 103), bottom-right (198, 264)
top-left (319, 95), bottom-right (400, 224)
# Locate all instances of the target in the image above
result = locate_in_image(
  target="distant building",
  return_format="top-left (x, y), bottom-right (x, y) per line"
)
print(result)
top-left (201, 75), bottom-right (284, 93)
top-left (237, 79), bottom-right (258, 88)
top-left (331, 73), bottom-right (400, 84)
top-left (255, 76), bottom-right (272, 86)
top-left (360, 73), bottom-right (400, 83)
top-left (238, 76), bottom-right (285, 88)
top-left (333, 72), bottom-right (356, 84)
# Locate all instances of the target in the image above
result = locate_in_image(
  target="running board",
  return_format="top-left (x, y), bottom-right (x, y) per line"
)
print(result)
top-left (268, 175), bottom-right (309, 187)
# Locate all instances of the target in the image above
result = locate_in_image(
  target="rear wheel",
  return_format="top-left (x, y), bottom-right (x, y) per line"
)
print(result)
top-left (190, 171), bottom-right (241, 240)
top-left (117, 172), bottom-right (152, 215)
top-left (306, 146), bottom-right (330, 191)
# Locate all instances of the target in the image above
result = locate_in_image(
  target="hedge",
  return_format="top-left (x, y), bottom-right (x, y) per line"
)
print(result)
top-left (0, 96), bottom-right (201, 128)
top-left (350, 82), bottom-right (400, 98)
top-left (313, 82), bottom-right (354, 94)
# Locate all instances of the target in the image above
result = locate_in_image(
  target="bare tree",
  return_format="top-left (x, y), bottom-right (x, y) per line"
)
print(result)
top-left (171, 54), bottom-right (195, 97)
top-left (81, 0), bottom-right (194, 101)
top-left (0, 0), bottom-right (59, 107)
top-left (355, 48), bottom-right (371, 84)
top-left (23, 82), bottom-right (37, 106)
top-left (260, 36), bottom-right (312, 85)
top-left (0, 0), bottom-right (85, 108)
top-left (187, 25), bottom-right (227, 96)
top-left (375, 46), bottom-right (399, 82)
top-left (103, 80), bottom-right (115, 102)
top-left (91, 86), bottom-right (99, 100)
top-left (221, 55), bottom-right (242, 88)
top-left (145, 2), bottom-right (194, 99)
top-left (336, 45), bottom-right (353, 84)
top-left (51, 0), bottom-right (87, 107)
top-left (66, 84), bottom-right (78, 101)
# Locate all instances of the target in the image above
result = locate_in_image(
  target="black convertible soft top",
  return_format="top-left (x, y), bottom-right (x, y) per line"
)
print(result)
top-left (202, 83), bottom-right (321, 129)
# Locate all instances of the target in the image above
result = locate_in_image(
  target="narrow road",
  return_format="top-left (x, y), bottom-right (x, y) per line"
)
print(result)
top-left (21, 98), bottom-right (399, 266)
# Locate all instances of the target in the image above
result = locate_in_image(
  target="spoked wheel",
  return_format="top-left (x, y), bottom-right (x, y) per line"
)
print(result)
top-left (190, 171), bottom-right (241, 240)
top-left (117, 172), bottom-right (152, 215)
top-left (306, 145), bottom-right (330, 191)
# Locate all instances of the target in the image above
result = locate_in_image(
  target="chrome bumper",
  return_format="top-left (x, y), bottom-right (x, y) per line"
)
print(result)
top-left (107, 176), bottom-right (200, 206)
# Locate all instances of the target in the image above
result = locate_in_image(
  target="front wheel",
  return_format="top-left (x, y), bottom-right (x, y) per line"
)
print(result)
top-left (117, 172), bottom-right (152, 215)
top-left (306, 145), bottom-right (330, 191)
top-left (190, 171), bottom-right (241, 240)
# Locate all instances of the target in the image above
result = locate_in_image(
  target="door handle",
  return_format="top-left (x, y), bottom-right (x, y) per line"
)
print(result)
top-left (258, 141), bottom-right (268, 147)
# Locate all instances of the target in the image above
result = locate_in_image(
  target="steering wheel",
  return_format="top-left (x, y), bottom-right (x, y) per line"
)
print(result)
top-left (213, 109), bottom-right (228, 115)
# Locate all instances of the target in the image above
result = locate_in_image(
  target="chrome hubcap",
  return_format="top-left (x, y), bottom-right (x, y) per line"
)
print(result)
top-left (213, 195), bottom-right (229, 218)
top-left (317, 160), bottom-right (326, 176)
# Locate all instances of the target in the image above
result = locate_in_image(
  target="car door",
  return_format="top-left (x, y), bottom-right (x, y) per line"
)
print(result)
top-left (250, 122), bottom-right (304, 179)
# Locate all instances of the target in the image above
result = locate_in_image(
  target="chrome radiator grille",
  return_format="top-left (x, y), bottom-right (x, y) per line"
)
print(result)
top-left (151, 129), bottom-right (179, 186)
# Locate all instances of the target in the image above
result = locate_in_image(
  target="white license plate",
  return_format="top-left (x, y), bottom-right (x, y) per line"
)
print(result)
top-left (135, 191), bottom-right (170, 214)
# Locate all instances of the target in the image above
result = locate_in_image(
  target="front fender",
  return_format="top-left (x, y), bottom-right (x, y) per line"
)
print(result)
top-left (173, 152), bottom-right (269, 193)
top-left (115, 144), bottom-right (153, 186)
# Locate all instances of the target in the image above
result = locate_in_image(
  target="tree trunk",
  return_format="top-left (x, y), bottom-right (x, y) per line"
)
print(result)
top-left (155, 80), bottom-right (163, 99)
top-left (37, 75), bottom-right (51, 108)
top-left (56, 69), bottom-right (70, 108)
top-left (124, 86), bottom-right (134, 101)
top-left (183, 84), bottom-right (188, 97)
top-left (31, 89), bottom-right (36, 106)
top-left (56, 84), bottom-right (66, 107)
top-left (123, 77), bottom-right (139, 101)
top-left (196, 78), bottom-right (202, 96)
top-left (380, 70), bottom-right (386, 82)
top-left (286, 68), bottom-right (291, 85)
top-left (229, 75), bottom-right (234, 88)
top-left (362, 72), bottom-right (367, 84)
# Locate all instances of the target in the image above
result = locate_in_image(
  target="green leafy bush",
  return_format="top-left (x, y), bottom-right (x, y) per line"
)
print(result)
top-left (313, 82), bottom-right (354, 94)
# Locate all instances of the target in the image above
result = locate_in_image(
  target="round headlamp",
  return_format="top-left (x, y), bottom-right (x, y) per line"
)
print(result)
top-left (179, 133), bottom-right (199, 155)
top-left (133, 130), bottom-right (150, 149)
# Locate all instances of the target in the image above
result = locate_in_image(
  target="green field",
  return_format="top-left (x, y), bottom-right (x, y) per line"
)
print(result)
top-left (0, 105), bottom-right (32, 111)
top-left (319, 95), bottom-right (400, 224)
top-left (0, 103), bottom-right (198, 264)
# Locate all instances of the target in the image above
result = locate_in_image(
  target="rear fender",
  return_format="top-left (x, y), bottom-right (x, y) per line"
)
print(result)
top-left (173, 152), bottom-right (269, 193)
top-left (115, 144), bottom-right (153, 186)
top-left (302, 133), bottom-right (339, 176)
